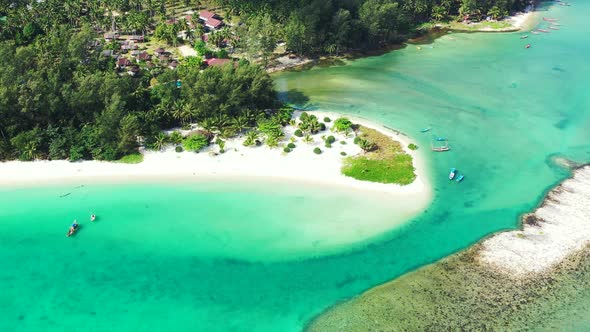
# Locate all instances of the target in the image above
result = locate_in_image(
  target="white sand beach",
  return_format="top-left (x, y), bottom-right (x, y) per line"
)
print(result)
top-left (508, 5), bottom-right (537, 31)
top-left (0, 111), bottom-right (431, 201)
top-left (479, 166), bottom-right (590, 277)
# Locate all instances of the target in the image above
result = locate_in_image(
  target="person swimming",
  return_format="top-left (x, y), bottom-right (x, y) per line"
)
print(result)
top-left (67, 220), bottom-right (78, 237)
top-left (90, 214), bottom-right (96, 222)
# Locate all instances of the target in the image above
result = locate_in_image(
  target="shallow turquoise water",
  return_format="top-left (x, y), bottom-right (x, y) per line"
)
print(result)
top-left (2, 1), bottom-right (590, 331)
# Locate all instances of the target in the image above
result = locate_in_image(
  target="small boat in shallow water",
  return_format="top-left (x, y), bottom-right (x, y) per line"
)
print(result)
top-left (520, 35), bottom-right (528, 39)
top-left (420, 127), bottom-right (431, 133)
top-left (525, 44), bottom-right (531, 49)
top-left (456, 174), bottom-right (465, 183)
top-left (66, 221), bottom-right (79, 237)
top-left (449, 168), bottom-right (457, 180)
top-left (435, 137), bottom-right (447, 141)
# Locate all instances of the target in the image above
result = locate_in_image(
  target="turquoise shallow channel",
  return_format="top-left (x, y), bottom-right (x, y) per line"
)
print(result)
top-left (2, 1), bottom-right (590, 331)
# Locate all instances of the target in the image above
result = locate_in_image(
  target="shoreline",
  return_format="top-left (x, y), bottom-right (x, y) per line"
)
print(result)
top-left (267, 6), bottom-right (539, 74)
top-left (307, 165), bottom-right (590, 331)
top-left (478, 165), bottom-right (590, 277)
top-left (0, 111), bottom-right (431, 199)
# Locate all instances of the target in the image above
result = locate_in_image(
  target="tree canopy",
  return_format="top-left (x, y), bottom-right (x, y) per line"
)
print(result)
top-left (219, 0), bottom-right (528, 54)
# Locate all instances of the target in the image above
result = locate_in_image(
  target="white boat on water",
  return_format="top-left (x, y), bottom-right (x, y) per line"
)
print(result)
top-left (449, 168), bottom-right (457, 180)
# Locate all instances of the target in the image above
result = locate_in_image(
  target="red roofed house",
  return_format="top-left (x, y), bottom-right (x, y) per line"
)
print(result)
top-left (104, 33), bottom-right (119, 41)
top-left (137, 51), bottom-right (151, 62)
top-left (199, 11), bottom-right (217, 21)
top-left (205, 58), bottom-right (230, 67)
top-left (205, 18), bottom-right (223, 30)
top-left (117, 57), bottom-right (132, 69)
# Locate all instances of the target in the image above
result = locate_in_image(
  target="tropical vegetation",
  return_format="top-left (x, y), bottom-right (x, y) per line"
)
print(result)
top-left (216, 0), bottom-right (529, 56)
top-left (342, 126), bottom-right (416, 185)
top-left (0, 5), bottom-right (280, 161)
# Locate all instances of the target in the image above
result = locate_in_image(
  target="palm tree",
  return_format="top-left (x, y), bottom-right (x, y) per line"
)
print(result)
top-left (184, 28), bottom-right (195, 43)
top-left (298, 121), bottom-right (310, 133)
top-left (232, 116), bottom-right (249, 135)
top-left (303, 134), bottom-right (314, 144)
top-left (266, 135), bottom-right (279, 148)
top-left (243, 109), bottom-right (258, 126)
top-left (309, 120), bottom-right (322, 134)
top-left (325, 44), bottom-right (336, 55)
top-left (358, 139), bottom-right (376, 153)
top-left (171, 101), bottom-right (184, 123)
top-left (155, 103), bottom-right (173, 120)
top-left (217, 139), bottom-right (226, 153)
top-left (214, 114), bottom-right (231, 132)
top-left (179, 18), bottom-right (189, 33)
top-left (181, 103), bottom-right (196, 124)
top-left (153, 132), bottom-right (169, 151)
top-left (23, 142), bottom-right (38, 161)
top-left (209, 30), bottom-right (225, 48)
top-left (200, 118), bottom-right (215, 135)
top-left (169, 131), bottom-right (184, 145)
top-left (243, 130), bottom-right (260, 146)
top-left (246, 130), bottom-right (259, 142)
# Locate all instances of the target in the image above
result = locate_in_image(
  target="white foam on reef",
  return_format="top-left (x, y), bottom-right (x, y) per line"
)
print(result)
top-left (479, 166), bottom-right (590, 277)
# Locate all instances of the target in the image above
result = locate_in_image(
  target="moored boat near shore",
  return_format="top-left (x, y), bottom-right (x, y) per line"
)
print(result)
top-left (449, 168), bottom-right (457, 180)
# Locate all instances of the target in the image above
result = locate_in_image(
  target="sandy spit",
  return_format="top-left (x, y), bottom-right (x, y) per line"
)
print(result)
top-left (0, 112), bottom-right (432, 203)
top-left (478, 165), bottom-right (590, 277)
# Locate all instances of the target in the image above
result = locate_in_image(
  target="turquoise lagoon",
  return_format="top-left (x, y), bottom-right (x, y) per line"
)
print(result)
top-left (2, 1), bottom-right (590, 331)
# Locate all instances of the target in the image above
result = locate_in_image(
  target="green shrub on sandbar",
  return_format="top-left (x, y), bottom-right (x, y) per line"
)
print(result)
top-left (342, 154), bottom-right (416, 185)
top-left (326, 135), bottom-right (336, 144)
top-left (183, 134), bottom-right (209, 152)
top-left (408, 143), bottom-right (418, 150)
top-left (313, 147), bottom-right (322, 154)
top-left (175, 146), bottom-right (183, 153)
top-left (287, 143), bottom-right (296, 149)
top-left (283, 147), bottom-right (291, 153)
top-left (116, 153), bottom-right (144, 164)
top-left (294, 129), bottom-right (303, 137)
top-left (340, 151), bottom-right (347, 156)
top-left (342, 125), bottom-right (416, 185)
top-left (324, 117), bottom-right (331, 122)
top-left (333, 117), bottom-right (353, 132)
top-left (325, 142), bottom-right (332, 148)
